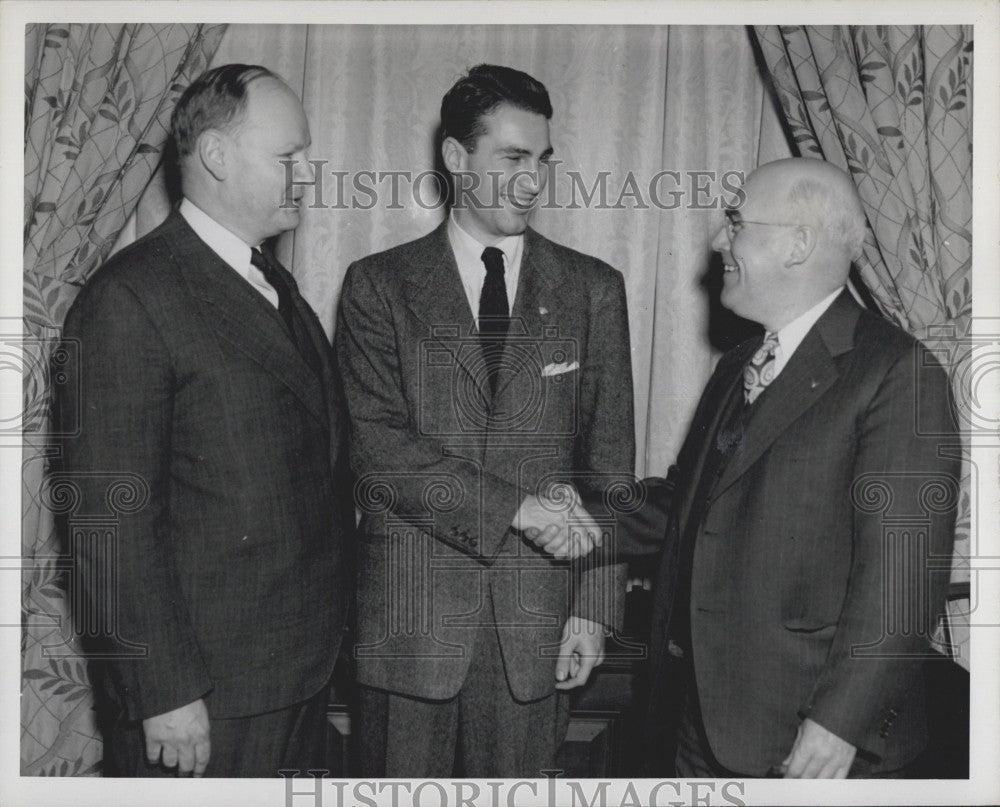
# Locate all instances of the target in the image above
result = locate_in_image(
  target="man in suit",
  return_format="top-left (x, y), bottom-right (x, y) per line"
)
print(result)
top-left (336, 64), bottom-right (633, 777)
top-left (552, 158), bottom-right (957, 777)
top-left (534, 157), bottom-right (959, 777)
top-left (59, 64), bottom-right (349, 777)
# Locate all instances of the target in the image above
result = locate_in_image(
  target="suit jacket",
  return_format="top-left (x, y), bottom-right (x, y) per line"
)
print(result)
top-left (622, 291), bottom-right (958, 775)
top-left (335, 221), bottom-right (634, 701)
top-left (59, 211), bottom-right (349, 721)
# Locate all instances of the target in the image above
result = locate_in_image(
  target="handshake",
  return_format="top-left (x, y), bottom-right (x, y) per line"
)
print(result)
top-left (511, 483), bottom-right (603, 560)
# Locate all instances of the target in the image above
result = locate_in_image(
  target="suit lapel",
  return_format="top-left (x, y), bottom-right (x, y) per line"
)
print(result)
top-left (163, 212), bottom-right (329, 429)
top-left (492, 229), bottom-right (562, 401)
top-left (290, 278), bottom-right (338, 437)
top-left (402, 222), bottom-right (490, 402)
top-left (710, 290), bottom-right (860, 503)
top-left (675, 342), bottom-right (755, 537)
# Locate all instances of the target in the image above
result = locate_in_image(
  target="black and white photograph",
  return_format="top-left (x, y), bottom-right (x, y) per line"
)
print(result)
top-left (3, 1), bottom-right (998, 805)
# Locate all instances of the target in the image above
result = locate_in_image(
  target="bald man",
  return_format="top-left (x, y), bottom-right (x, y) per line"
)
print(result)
top-left (599, 159), bottom-right (958, 777)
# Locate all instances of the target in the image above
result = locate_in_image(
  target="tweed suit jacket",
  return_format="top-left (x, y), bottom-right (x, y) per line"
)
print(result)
top-left (620, 291), bottom-right (958, 775)
top-left (60, 211), bottom-right (349, 722)
top-left (336, 221), bottom-right (634, 702)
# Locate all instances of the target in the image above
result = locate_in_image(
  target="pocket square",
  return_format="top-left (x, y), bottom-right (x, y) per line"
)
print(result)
top-left (541, 360), bottom-right (579, 377)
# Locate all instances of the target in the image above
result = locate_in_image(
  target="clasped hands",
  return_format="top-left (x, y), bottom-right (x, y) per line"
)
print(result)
top-left (513, 484), bottom-right (602, 560)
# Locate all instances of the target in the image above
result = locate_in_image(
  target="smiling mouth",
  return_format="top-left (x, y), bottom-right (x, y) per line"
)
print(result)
top-left (501, 193), bottom-right (537, 211)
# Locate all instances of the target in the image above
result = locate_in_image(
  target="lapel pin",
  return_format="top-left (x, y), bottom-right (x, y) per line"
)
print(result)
top-left (539, 307), bottom-right (548, 315)
top-left (810, 379), bottom-right (819, 389)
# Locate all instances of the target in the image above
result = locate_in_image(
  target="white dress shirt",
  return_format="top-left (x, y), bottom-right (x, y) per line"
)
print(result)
top-left (446, 211), bottom-right (523, 324)
top-left (771, 287), bottom-right (843, 378)
top-left (179, 198), bottom-right (279, 308)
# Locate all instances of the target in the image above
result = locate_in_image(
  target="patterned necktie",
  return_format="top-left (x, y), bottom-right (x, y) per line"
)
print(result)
top-left (743, 331), bottom-right (779, 405)
top-left (479, 246), bottom-right (510, 396)
top-left (250, 247), bottom-right (296, 337)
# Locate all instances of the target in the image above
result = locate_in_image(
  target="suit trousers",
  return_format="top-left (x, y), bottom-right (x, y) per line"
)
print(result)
top-left (103, 686), bottom-right (330, 777)
top-left (356, 601), bottom-right (570, 778)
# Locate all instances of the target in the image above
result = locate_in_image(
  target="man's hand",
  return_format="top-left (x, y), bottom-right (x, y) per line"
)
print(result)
top-left (555, 616), bottom-right (606, 689)
top-left (514, 485), bottom-right (602, 560)
top-left (779, 718), bottom-right (856, 778)
top-left (142, 698), bottom-right (211, 776)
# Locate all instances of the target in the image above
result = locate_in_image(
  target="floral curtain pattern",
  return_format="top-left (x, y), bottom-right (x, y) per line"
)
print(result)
top-left (753, 25), bottom-right (973, 666)
top-left (27, 23), bottom-right (791, 773)
top-left (21, 22), bottom-right (226, 775)
top-left (19, 22), bottom-right (791, 775)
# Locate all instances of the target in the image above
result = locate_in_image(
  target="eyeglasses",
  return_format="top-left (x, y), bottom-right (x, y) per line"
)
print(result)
top-left (723, 209), bottom-right (810, 240)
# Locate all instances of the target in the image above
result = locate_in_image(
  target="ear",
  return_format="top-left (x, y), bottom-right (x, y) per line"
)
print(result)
top-left (197, 129), bottom-right (229, 182)
top-left (785, 224), bottom-right (818, 268)
top-left (441, 136), bottom-right (469, 175)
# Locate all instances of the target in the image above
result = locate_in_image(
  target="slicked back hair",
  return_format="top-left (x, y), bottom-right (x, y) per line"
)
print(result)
top-left (440, 64), bottom-right (552, 152)
top-left (171, 63), bottom-right (278, 158)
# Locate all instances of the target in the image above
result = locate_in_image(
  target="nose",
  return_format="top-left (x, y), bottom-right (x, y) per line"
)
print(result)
top-left (515, 165), bottom-right (542, 196)
top-left (710, 223), bottom-right (730, 252)
top-left (290, 155), bottom-right (313, 186)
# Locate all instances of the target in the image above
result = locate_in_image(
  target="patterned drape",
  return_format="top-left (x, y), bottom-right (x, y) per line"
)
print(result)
top-left (21, 22), bottom-right (226, 775)
top-left (753, 25), bottom-right (973, 666)
top-left (23, 22), bottom-right (791, 775)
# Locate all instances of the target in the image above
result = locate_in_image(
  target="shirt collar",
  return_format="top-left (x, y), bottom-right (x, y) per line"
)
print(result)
top-left (447, 210), bottom-right (522, 269)
top-left (179, 198), bottom-right (256, 274)
top-left (773, 287), bottom-right (843, 371)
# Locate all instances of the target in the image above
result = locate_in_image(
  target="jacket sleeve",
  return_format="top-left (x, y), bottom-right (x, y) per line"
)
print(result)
top-left (335, 260), bottom-right (521, 560)
top-left (60, 275), bottom-right (212, 721)
top-left (570, 267), bottom-right (636, 629)
top-left (800, 348), bottom-right (959, 757)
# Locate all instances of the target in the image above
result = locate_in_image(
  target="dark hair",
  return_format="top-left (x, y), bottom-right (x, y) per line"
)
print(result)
top-left (440, 64), bottom-right (552, 151)
top-left (170, 64), bottom-right (278, 157)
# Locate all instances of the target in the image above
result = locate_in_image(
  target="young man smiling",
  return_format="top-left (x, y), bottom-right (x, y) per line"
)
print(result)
top-left (336, 64), bottom-right (634, 777)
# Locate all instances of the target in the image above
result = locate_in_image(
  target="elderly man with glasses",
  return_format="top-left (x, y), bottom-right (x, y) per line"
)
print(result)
top-left (535, 158), bottom-right (959, 778)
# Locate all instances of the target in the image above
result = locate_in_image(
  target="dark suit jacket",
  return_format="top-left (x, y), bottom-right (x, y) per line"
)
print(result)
top-left (59, 211), bottom-right (349, 721)
top-left (335, 221), bottom-right (634, 702)
top-left (621, 291), bottom-right (958, 775)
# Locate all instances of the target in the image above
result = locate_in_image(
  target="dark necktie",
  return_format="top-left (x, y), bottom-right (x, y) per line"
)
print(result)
top-left (250, 247), bottom-right (324, 379)
top-left (478, 246), bottom-right (510, 397)
top-left (251, 246), bottom-right (297, 337)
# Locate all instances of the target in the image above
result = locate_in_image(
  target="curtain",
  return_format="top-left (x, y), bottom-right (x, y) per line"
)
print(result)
top-left (34, 23), bottom-right (790, 773)
top-left (21, 22), bottom-right (227, 775)
top-left (753, 25), bottom-right (973, 667)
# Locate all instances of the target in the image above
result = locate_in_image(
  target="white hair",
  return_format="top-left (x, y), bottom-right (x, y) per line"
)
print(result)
top-left (785, 174), bottom-right (867, 259)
